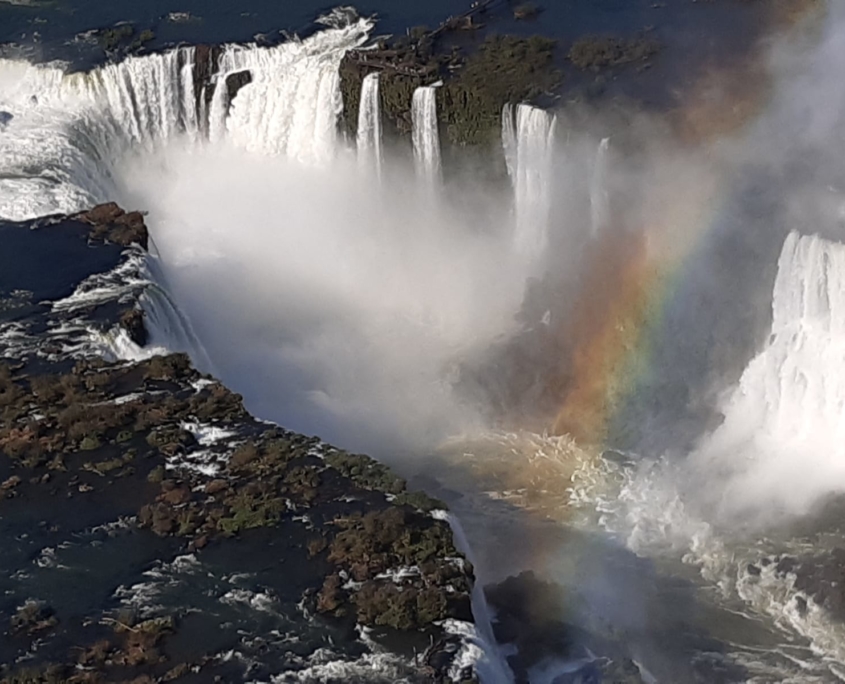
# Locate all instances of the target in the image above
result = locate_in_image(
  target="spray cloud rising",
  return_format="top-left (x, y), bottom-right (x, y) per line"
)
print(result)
top-left (3, 3), bottom-right (845, 676)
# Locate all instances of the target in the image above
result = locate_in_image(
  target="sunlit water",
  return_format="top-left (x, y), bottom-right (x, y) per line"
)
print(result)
top-left (3, 5), bottom-right (845, 682)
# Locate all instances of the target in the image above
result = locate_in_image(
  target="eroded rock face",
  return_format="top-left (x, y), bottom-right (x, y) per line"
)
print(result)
top-left (338, 31), bottom-right (560, 148)
top-left (74, 202), bottom-right (149, 249)
top-left (0, 204), bottom-right (475, 683)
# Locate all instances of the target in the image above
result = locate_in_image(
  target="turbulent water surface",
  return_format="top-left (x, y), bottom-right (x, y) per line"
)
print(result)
top-left (3, 1), bottom-right (845, 682)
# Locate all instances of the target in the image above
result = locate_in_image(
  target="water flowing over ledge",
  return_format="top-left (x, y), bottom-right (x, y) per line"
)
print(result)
top-left (412, 85), bottom-right (442, 185)
top-left (4, 2), bottom-right (845, 681)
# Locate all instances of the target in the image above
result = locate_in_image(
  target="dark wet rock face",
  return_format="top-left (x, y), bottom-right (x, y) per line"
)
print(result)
top-left (0, 205), bottom-right (475, 683)
top-left (74, 202), bottom-right (149, 249)
top-left (339, 29), bottom-right (560, 148)
top-left (189, 49), bottom-right (253, 129)
top-left (192, 44), bottom-right (224, 125)
top-left (485, 571), bottom-right (646, 684)
top-left (774, 549), bottom-right (845, 622)
top-left (226, 70), bottom-right (253, 100)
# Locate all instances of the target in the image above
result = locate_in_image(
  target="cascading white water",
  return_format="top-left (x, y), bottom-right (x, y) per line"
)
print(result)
top-left (0, 49), bottom-right (198, 219)
top-left (501, 102), bottom-right (517, 181)
top-left (0, 12), bottom-right (374, 222)
top-left (411, 85), bottom-right (442, 183)
top-left (691, 230), bottom-right (845, 519)
top-left (208, 14), bottom-right (371, 164)
top-left (356, 72), bottom-right (383, 177)
top-left (590, 137), bottom-right (610, 237)
top-left (502, 103), bottom-right (556, 262)
top-left (4, 6), bottom-right (845, 681)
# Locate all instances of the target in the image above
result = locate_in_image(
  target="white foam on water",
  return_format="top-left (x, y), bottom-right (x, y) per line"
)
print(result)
top-left (10, 8), bottom-right (842, 681)
top-left (221, 588), bottom-right (278, 613)
top-left (181, 421), bottom-right (237, 446)
top-left (550, 231), bottom-right (845, 675)
top-left (0, 11), bottom-right (372, 223)
top-left (262, 650), bottom-right (419, 684)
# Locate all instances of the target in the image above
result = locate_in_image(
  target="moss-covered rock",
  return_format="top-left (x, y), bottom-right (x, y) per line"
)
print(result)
top-left (339, 33), bottom-right (560, 148)
top-left (325, 450), bottom-right (406, 494)
top-left (568, 34), bottom-right (660, 71)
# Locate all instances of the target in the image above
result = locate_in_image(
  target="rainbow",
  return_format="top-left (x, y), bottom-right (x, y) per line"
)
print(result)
top-left (551, 164), bottom-right (727, 447)
top-left (544, 0), bottom-right (828, 447)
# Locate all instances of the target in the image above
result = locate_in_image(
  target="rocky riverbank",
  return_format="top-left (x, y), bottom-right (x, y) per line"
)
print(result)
top-left (0, 205), bottom-right (479, 683)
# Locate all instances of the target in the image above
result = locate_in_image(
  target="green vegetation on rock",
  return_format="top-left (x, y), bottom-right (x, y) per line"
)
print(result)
top-left (439, 35), bottom-right (560, 146)
top-left (568, 34), bottom-right (660, 71)
top-left (98, 24), bottom-right (133, 51)
top-left (325, 450), bottom-right (406, 494)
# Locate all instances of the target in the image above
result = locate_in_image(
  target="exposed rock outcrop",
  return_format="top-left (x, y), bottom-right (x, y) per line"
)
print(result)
top-left (339, 31), bottom-right (560, 148)
top-left (0, 204), bottom-right (476, 683)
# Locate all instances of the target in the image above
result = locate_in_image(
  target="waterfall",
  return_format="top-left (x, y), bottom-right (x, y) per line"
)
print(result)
top-left (501, 103), bottom-right (517, 181)
top-left (433, 511), bottom-right (515, 684)
top-left (0, 13), bottom-right (374, 222)
top-left (590, 137), bottom-right (610, 237)
top-left (412, 85), bottom-right (442, 184)
top-left (694, 231), bottom-right (845, 516)
top-left (0, 49), bottom-right (199, 219)
top-left (211, 15), bottom-right (370, 164)
top-left (356, 72), bottom-right (383, 177)
top-left (503, 103), bottom-right (556, 262)
top-left (140, 257), bottom-right (216, 373)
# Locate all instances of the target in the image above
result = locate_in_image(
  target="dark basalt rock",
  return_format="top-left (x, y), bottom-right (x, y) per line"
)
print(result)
top-left (119, 308), bottom-right (147, 347)
top-left (0, 203), bottom-right (475, 683)
top-left (775, 548), bottom-right (845, 621)
top-left (74, 202), bottom-right (149, 249)
top-left (226, 70), bottom-right (253, 101)
top-left (192, 44), bottom-right (225, 124)
top-left (338, 30), bottom-right (560, 148)
top-left (485, 571), bottom-right (647, 684)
